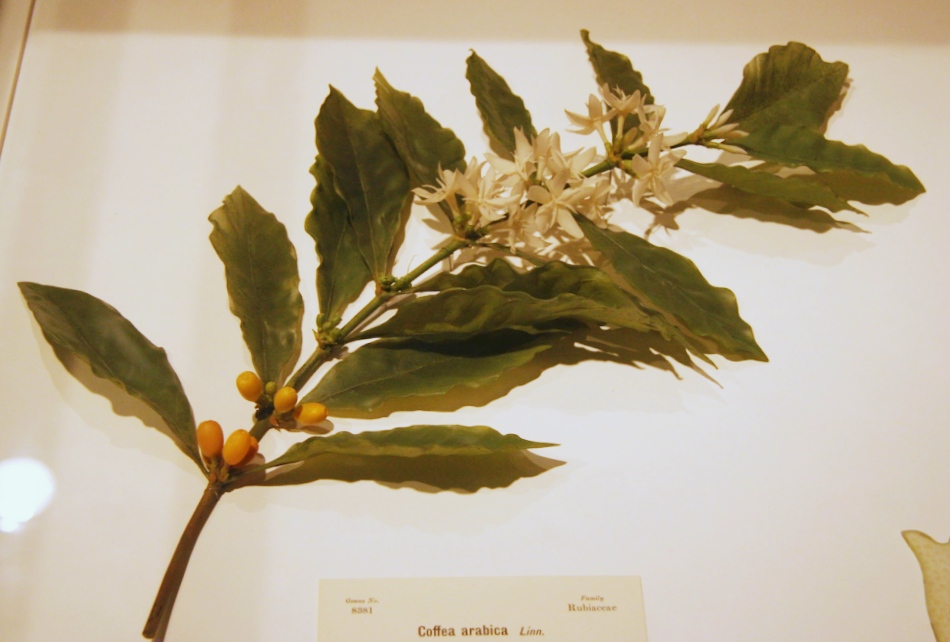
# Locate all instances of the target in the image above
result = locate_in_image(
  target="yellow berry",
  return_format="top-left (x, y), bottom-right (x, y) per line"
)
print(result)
top-left (294, 402), bottom-right (329, 426)
top-left (196, 420), bottom-right (224, 459)
top-left (222, 429), bottom-right (258, 467)
top-left (273, 386), bottom-right (298, 414)
top-left (236, 371), bottom-right (263, 402)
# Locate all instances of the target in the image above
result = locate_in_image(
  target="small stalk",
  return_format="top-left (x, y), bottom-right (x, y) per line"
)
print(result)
top-left (143, 484), bottom-right (223, 640)
top-left (278, 237), bottom-right (472, 397)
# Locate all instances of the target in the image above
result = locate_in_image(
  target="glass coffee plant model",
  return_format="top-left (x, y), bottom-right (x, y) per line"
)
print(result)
top-left (17, 32), bottom-right (924, 640)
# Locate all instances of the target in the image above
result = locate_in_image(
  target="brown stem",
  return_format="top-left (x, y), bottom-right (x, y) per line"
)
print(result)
top-left (142, 484), bottom-right (222, 640)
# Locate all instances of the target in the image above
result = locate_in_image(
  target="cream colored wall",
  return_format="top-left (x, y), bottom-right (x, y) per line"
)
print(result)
top-left (1, 1), bottom-right (949, 641)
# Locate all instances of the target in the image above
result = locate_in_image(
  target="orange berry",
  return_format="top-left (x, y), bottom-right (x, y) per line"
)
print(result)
top-left (222, 429), bottom-right (258, 467)
top-left (273, 386), bottom-right (298, 414)
top-left (236, 371), bottom-right (263, 402)
top-left (196, 420), bottom-right (224, 459)
top-left (294, 402), bottom-right (329, 426)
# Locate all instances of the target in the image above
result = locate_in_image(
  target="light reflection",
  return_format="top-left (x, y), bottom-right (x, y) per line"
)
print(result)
top-left (0, 458), bottom-right (56, 533)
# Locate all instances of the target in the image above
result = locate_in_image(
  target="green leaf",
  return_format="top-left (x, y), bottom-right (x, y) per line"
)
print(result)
top-left (735, 124), bottom-right (925, 202)
top-left (316, 87), bottom-right (410, 279)
top-left (724, 42), bottom-right (848, 133)
top-left (259, 449), bottom-right (561, 492)
top-left (18, 282), bottom-right (201, 467)
top-left (361, 280), bottom-right (686, 346)
top-left (688, 185), bottom-right (853, 233)
top-left (418, 258), bottom-right (521, 292)
top-left (303, 331), bottom-right (553, 413)
top-left (677, 158), bottom-right (860, 213)
top-left (263, 424), bottom-right (556, 469)
top-left (465, 51), bottom-right (537, 158)
top-left (305, 157), bottom-right (372, 323)
top-left (580, 30), bottom-right (652, 137)
top-left (374, 70), bottom-right (467, 188)
top-left (805, 169), bottom-right (925, 206)
top-left (209, 186), bottom-right (304, 386)
top-left (575, 216), bottom-right (767, 362)
top-left (580, 30), bottom-right (652, 101)
top-left (416, 259), bottom-right (703, 356)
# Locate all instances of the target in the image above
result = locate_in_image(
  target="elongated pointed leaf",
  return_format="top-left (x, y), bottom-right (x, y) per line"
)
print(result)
top-left (361, 282), bottom-right (676, 344)
top-left (316, 87), bottom-right (410, 279)
top-left (303, 331), bottom-right (553, 412)
top-left (465, 51), bottom-right (536, 158)
top-left (724, 42), bottom-right (847, 133)
top-left (374, 70), bottom-right (466, 188)
top-left (575, 216), bottom-right (766, 362)
top-left (305, 157), bottom-right (372, 324)
top-left (209, 186), bottom-right (304, 386)
top-left (263, 424), bottom-right (556, 469)
top-left (260, 449), bottom-right (561, 492)
top-left (735, 124), bottom-right (925, 202)
top-left (581, 30), bottom-right (652, 100)
top-left (805, 169), bottom-right (924, 206)
top-left (19, 282), bottom-right (201, 467)
top-left (677, 158), bottom-right (859, 213)
top-left (416, 259), bottom-right (705, 356)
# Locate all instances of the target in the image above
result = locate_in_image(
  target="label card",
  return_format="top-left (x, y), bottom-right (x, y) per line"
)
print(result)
top-left (318, 576), bottom-right (648, 641)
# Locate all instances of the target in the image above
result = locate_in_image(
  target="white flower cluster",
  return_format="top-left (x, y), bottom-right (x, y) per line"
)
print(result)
top-left (414, 128), bottom-right (611, 247)
top-left (413, 84), bottom-right (744, 249)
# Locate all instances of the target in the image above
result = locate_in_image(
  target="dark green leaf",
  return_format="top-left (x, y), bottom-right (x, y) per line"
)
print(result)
top-left (18, 282), bottom-right (201, 467)
top-left (262, 424), bottom-right (556, 469)
top-left (418, 258), bottom-right (521, 292)
top-left (465, 51), bottom-right (536, 158)
top-left (735, 124), bottom-right (925, 201)
top-left (305, 157), bottom-right (372, 323)
top-left (374, 69), bottom-right (467, 188)
top-left (259, 450), bottom-right (562, 492)
top-left (416, 259), bottom-right (703, 356)
top-left (316, 87), bottom-right (410, 279)
top-left (575, 216), bottom-right (767, 362)
top-left (580, 30), bottom-right (652, 100)
top-left (724, 42), bottom-right (848, 132)
top-left (580, 30), bottom-right (652, 137)
top-left (677, 158), bottom-right (860, 213)
top-left (209, 186), bottom-right (304, 386)
top-left (303, 331), bottom-right (553, 412)
top-left (805, 169), bottom-right (924, 206)
top-left (361, 281), bottom-right (683, 344)
top-left (688, 185), bottom-right (854, 233)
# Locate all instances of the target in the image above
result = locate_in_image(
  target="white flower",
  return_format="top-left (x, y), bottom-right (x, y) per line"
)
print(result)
top-left (548, 144), bottom-right (599, 180)
top-left (700, 106), bottom-right (746, 140)
top-left (460, 161), bottom-right (519, 228)
top-left (600, 84), bottom-right (643, 116)
top-left (635, 103), bottom-right (667, 142)
top-left (485, 128), bottom-right (536, 186)
top-left (413, 158), bottom-right (519, 230)
top-left (565, 94), bottom-right (614, 144)
top-left (413, 166), bottom-right (466, 220)
top-left (628, 134), bottom-right (686, 207)
top-left (527, 169), bottom-right (598, 238)
top-left (572, 175), bottom-right (613, 228)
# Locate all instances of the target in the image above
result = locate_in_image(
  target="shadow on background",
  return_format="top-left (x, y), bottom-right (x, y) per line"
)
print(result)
top-left (36, 0), bottom-right (950, 44)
